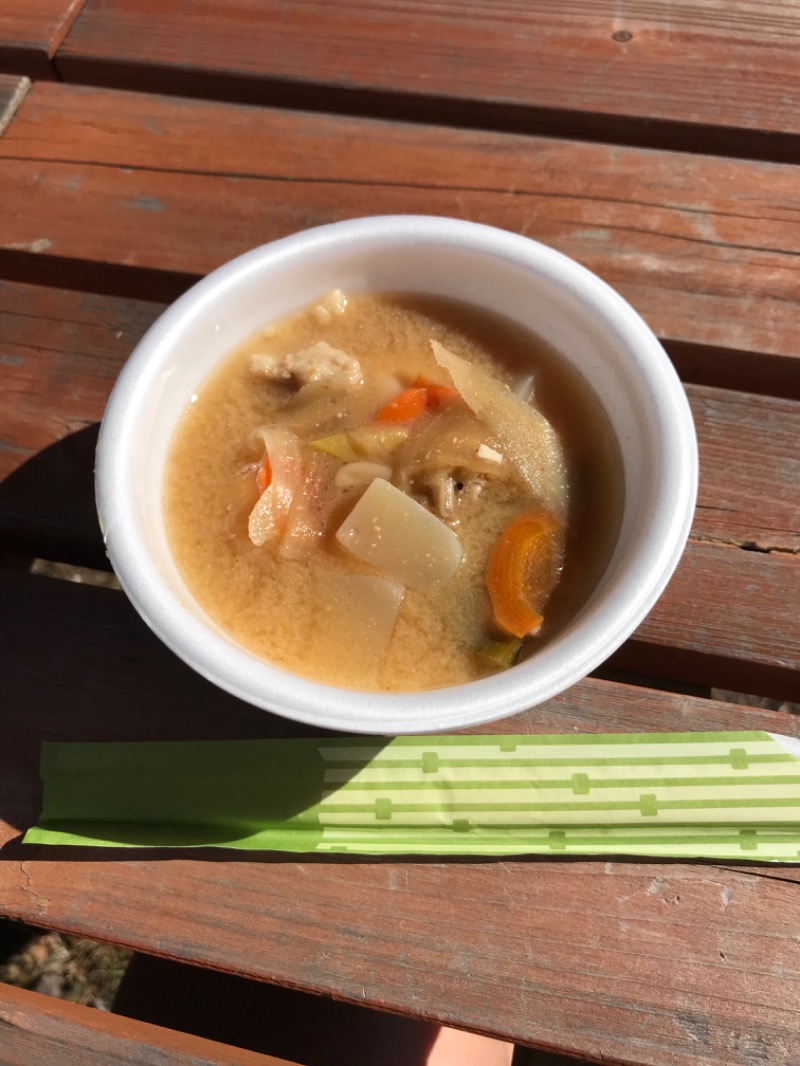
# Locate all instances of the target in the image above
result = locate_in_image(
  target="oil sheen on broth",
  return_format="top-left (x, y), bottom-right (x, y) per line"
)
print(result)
top-left (164, 292), bottom-right (622, 691)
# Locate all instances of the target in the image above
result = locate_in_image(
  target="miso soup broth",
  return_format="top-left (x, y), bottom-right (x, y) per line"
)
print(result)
top-left (164, 292), bottom-right (623, 691)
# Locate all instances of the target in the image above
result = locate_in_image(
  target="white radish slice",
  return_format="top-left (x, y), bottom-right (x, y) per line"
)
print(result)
top-left (315, 573), bottom-right (404, 685)
top-left (247, 427), bottom-right (303, 546)
top-left (431, 340), bottom-right (567, 518)
top-left (336, 478), bottom-right (463, 589)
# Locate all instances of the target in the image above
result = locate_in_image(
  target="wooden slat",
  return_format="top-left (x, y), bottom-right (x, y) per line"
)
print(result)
top-left (0, 282), bottom-right (161, 567)
top-left (8, 861), bottom-right (800, 1066)
top-left (0, 1), bottom-right (85, 78)
top-left (0, 281), bottom-right (160, 482)
top-left (1, 571), bottom-right (799, 1066)
top-left (618, 541), bottom-right (800, 701)
top-left (55, 0), bottom-right (800, 162)
top-left (1, 276), bottom-right (798, 696)
top-left (0, 980), bottom-right (298, 1066)
top-left (689, 387), bottom-right (800, 554)
top-left (1, 83), bottom-right (800, 396)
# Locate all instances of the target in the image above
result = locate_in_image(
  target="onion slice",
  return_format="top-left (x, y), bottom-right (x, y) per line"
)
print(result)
top-left (247, 427), bottom-right (303, 546)
top-left (431, 341), bottom-right (567, 518)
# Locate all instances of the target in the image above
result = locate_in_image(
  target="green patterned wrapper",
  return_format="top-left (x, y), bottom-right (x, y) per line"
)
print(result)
top-left (23, 732), bottom-right (800, 862)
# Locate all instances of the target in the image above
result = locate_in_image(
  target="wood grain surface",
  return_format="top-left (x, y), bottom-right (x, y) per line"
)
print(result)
top-left (1, 25), bottom-right (799, 1064)
top-left (55, 0), bottom-right (800, 161)
top-left (7, 852), bottom-right (799, 1066)
top-left (616, 541), bottom-right (800, 701)
top-left (1, 570), bottom-right (799, 1065)
top-left (0, 980), bottom-right (298, 1066)
top-left (0, 281), bottom-right (161, 482)
top-left (0, 1), bottom-right (85, 77)
top-left (1, 83), bottom-right (800, 396)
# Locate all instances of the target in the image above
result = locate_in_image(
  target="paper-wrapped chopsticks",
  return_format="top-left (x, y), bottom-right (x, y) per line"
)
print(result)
top-left (24, 732), bottom-right (800, 862)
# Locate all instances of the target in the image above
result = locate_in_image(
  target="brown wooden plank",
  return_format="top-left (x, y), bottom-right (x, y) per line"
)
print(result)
top-left (9, 858), bottom-right (800, 1066)
top-left (0, 282), bottom-right (162, 567)
top-left (0, 1), bottom-right (85, 78)
top-left (1, 83), bottom-right (800, 396)
top-left (0, 980), bottom-right (299, 1066)
top-left (618, 541), bottom-right (800, 702)
top-left (689, 387), bottom-right (800, 555)
top-left (55, 0), bottom-right (800, 163)
top-left (2, 571), bottom-right (800, 1065)
top-left (0, 281), bottom-right (160, 483)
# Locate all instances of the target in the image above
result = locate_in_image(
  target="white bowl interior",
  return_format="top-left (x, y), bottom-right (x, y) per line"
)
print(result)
top-left (97, 217), bottom-right (697, 733)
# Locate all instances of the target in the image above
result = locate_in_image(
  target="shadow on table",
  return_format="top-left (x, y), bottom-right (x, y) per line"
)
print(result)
top-left (0, 423), bottom-right (107, 569)
top-left (0, 426), bottom-right (389, 859)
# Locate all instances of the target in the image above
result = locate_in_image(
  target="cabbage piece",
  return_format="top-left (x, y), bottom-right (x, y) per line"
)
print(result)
top-left (314, 573), bottom-right (404, 686)
top-left (336, 478), bottom-right (463, 590)
top-left (284, 371), bottom-right (403, 440)
top-left (247, 427), bottom-right (302, 546)
top-left (431, 341), bottom-right (567, 518)
top-left (347, 424), bottom-right (410, 459)
top-left (309, 432), bottom-right (362, 462)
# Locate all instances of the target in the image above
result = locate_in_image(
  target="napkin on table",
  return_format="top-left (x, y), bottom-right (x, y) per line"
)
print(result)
top-left (23, 732), bottom-right (800, 862)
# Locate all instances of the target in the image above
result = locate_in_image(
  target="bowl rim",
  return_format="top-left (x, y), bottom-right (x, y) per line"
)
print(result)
top-left (96, 215), bottom-right (698, 734)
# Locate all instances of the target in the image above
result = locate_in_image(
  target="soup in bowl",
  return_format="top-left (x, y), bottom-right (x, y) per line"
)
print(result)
top-left (96, 216), bottom-right (697, 734)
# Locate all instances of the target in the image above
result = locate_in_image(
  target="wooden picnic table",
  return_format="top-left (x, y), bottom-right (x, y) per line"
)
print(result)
top-left (1, 2), bottom-right (799, 1063)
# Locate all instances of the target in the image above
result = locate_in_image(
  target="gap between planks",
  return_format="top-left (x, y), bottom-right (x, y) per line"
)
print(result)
top-left (0, 77), bottom-right (31, 138)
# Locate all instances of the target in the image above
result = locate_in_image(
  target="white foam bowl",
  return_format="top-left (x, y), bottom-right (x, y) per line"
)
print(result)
top-left (96, 216), bottom-right (697, 734)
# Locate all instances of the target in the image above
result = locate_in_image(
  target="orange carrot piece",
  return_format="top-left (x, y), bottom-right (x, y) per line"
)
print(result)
top-left (412, 376), bottom-right (459, 409)
top-left (376, 387), bottom-right (428, 423)
top-left (378, 384), bottom-right (457, 422)
top-left (256, 454), bottom-right (272, 495)
top-left (485, 511), bottom-right (563, 639)
top-left (423, 384), bottom-right (458, 410)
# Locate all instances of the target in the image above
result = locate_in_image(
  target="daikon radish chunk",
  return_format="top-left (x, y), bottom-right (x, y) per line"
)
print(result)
top-left (314, 574), bottom-right (403, 685)
top-left (247, 428), bottom-right (302, 546)
top-left (336, 478), bottom-right (463, 589)
top-left (431, 340), bottom-right (567, 518)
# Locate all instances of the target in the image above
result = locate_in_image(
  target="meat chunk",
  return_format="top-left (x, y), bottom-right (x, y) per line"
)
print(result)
top-left (313, 289), bottom-right (348, 323)
top-left (250, 341), bottom-right (362, 387)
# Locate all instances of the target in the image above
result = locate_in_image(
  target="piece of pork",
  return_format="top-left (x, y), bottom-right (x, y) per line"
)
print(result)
top-left (251, 341), bottom-right (362, 387)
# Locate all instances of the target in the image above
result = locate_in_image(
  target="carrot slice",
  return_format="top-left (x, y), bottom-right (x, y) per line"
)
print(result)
top-left (376, 387), bottom-right (428, 423)
top-left (423, 384), bottom-right (458, 410)
top-left (377, 384), bottom-right (457, 422)
top-left (485, 511), bottom-right (564, 639)
top-left (256, 454), bottom-right (272, 495)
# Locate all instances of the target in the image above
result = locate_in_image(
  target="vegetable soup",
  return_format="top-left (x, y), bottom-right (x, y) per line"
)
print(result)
top-left (164, 292), bottom-right (623, 691)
